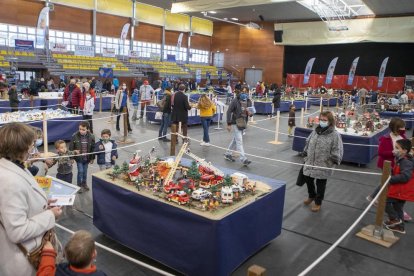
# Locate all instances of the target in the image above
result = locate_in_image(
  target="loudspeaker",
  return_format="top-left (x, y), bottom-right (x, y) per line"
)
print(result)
top-left (274, 30), bottom-right (283, 43)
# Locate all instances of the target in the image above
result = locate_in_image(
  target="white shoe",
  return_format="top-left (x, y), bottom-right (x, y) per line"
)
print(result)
top-left (204, 142), bottom-right (210, 147)
top-left (200, 141), bottom-right (206, 146)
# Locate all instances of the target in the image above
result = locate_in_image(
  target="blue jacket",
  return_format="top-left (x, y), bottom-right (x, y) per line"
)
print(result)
top-left (56, 263), bottom-right (107, 276)
top-left (94, 139), bottom-right (118, 165)
top-left (131, 89), bottom-right (140, 107)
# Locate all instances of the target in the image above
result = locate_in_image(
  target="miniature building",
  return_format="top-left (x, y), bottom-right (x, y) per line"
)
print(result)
top-left (231, 172), bottom-right (248, 186)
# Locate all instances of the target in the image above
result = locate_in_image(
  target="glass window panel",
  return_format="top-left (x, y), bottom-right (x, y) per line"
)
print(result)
top-left (85, 41), bottom-right (91, 46)
top-left (0, 24), bottom-right (7, 31)
top-left (113, 38), bottom-right (119, 44)
top-left (28, 27), bottom-right (36, 34)
top-left (85, 34), bottom-right (91, 40)
top-left (107, 38), bottom-right (113, 43)
top-left (79, 40), bottom-right (85, 46)
top-left (64, 38), bottom-right (70, 44)
top-left (9, 25), bottom-right (17, 32)
top-left (70, 33), bottom-right (77, 39)
top-left (78, 34), bottom-right (85, 40)
top-left (96, 36), bottom-right (101, 42)
top-left (56, 31), bottom-right (63, 37)
top-left (28, 35), bottom-right (35, 41)
top-left (63, 32), bottom-right (71, 38)
top-left (18, 26), bottom-right (26, 33)
top-left (101, 37), bottom-right (107, 43)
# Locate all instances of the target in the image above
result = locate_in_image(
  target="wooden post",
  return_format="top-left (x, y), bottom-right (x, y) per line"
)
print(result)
top-left (300, 107), bottom-right (304, 127)
top-left (123, 107), bottom-right (128, 139)
top-left (42, 112), bottom-right (48, 153)
top-left (99, 93), bottom-right (103, 113)
top-left (268, 110), bottom-right (283, 144)
top-left (30, 95), bottom-right (34, 108)
top-left (170, 124), bottom-right (177, 156)
top-left (356, 161), bottom-right (399, 247)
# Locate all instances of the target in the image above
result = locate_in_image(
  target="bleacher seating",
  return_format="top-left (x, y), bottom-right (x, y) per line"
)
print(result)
top-left (183, 63), bottom-right (228, 78)
top-left (130, 59), bottom-right (188, 76)
top-left (0, 50), bottom-right (35, 57)
top-left (53, 54), bottom-right (129, 72)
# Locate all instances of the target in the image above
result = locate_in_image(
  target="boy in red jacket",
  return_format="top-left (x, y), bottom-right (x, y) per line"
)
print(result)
top-left (384, 139), bottom-right (414, 234)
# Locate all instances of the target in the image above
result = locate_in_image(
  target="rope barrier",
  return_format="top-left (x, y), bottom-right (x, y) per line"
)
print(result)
top-left (55, 224), bottom-right (175, 276)
top-left (297, 175), bottom-right (391, 276)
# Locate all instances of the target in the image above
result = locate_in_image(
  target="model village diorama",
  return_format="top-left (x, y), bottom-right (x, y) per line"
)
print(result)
top-left (94, 142), bottom-right (271, 216)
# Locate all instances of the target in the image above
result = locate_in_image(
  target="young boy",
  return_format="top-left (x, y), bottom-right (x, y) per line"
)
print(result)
top-left (94, 129), bottom-right (118, 170)
top-left (288, 104), bottom-right (296, 137)
top-left (47, 140), bottom-right (78, 184)
top-left (384, 138), bottom-right (414, 234)
top-left (37, 230), bottom-right (107, 276)
top-left (70, 121), bottom-right (95, 192)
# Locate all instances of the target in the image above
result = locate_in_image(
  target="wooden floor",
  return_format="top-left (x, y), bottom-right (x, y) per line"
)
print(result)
top-left (51, 105), bottom-right (414, 276)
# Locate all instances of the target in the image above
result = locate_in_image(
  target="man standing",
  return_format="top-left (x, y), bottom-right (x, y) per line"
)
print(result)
top-left (358, 87), bottom-right (368, 105)
top-left (224, 90), bottom-right (252, 166)
top-left (63, 79), bottom-right (82, 114)
top-left (139, 80), bottom-right (154, 119)
top-left (171, 84), bottom-right (191, 142)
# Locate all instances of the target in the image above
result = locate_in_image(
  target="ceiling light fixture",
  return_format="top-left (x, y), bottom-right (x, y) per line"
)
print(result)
top-left (208, 11), bottom-right (217, 14)
top-left (231, 18), bottom-right (239, 21)
top-left (201, 12), bottom-right (262, 30)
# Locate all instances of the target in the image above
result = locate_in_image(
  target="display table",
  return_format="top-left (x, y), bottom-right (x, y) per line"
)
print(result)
top-left (146, 105), bottom-right (222, 125)
top-left (92, 162), bottom-right (285, 276)
top-left (254, 100), bottom-right (311, 114)
top-left (308, 96), bottom-right (342, 107)
top-left (292, 126), bottom-right (388, 165)
top-left (379, 111), bottom-right (414, 129)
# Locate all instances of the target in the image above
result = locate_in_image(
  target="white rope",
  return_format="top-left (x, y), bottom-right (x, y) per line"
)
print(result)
top-left (177, 133), bottom-right (382, 176)
top-left (298, 175), bottom-right (391, 276)
top-left (54, 224), bottom-right (175, 276)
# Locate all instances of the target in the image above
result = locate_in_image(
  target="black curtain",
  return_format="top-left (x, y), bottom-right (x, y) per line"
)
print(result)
top-left (284, 43), bottom-right (414, 77)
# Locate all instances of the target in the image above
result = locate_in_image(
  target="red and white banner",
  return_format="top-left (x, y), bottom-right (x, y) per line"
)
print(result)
top-left (50, 43), bottom-right (67, 53)
top-left (102, 47), bottom-right (116, 58)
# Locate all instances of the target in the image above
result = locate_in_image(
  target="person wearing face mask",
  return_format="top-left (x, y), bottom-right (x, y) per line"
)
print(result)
top-left (115, 83), bottom-right (132, 133)
top-left (139, 80), bottom-right (154, 119)
top-left (79, 82), bottom-right (96, 112)
top-left (0, 122), bottom-right (62, 276)
top-left (26, 127), bottom-right (48, 176)
top-left (94, 129), bottom-right (118, 170)
top-left (64, 79), bottom-right (82, 114)
top-left (82, 84), bottom-right (95, 134)
top-left (302, 111), bottom-right (343, 212)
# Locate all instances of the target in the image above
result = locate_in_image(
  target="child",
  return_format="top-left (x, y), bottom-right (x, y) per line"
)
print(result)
top-left (27, 127), bottom-right (47, 176)
top-left (384, 139), bottom-right (414, 234)
top-left (288, 104), bottom-right (296, 137)
top-left (37, 230), bottom-right (107, 276)
top-left (47, 140), bottom-right (78, 184)
top-left (131, 88), bottom-right (140, 121)
top-left (69, 121), bottom-right (95, 192)
top-left (94, 129), bottom-right (118, 170)
top-left (83, 87), bottom-right (95, 133)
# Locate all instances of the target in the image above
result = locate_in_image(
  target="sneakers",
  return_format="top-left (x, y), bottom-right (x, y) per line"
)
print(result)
top-left (383, 219), bottom-right (402, 227)
top-left (303, 198), bottom-right (314, 205)
top-left (224, 154), bottom-right (236, 162)
top-left (200, 142), bottom-right (210, 146)
top-left (403, 211), bottom-right (412, 222)
top-left (385, 223), bottom-right (406, 234)
top-left (311, 204), bottom-right (321, 212)
top-left (242, 159), bottom-right (252, 166)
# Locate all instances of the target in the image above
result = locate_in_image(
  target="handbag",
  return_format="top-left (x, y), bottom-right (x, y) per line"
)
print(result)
top-left (235, 117), bottom-right (247, 130)
top-left (156, 96), bottom-right (166, 110)
top-left (296, 166), bottom-right (306, 187)
top-left (155, 111), bottom-right (163, 120)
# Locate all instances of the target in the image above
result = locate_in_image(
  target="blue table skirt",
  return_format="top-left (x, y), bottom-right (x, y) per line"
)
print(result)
top-left (0, 116), bottom-right (82, 142)
top-left (146, 105), bottom-right (221, 125)
top-left (254, 100), bottom-right (311, 114)
top-left (292, 127), bottom-right (389, 165)
top-left (308, 97), bottom-right (343, 107)
top-left (379, 111), bottom-right (414, 129)
top-left (0, 96), bottom-right (113, 113)
top-left (93, 159), bottom-right (285, 276)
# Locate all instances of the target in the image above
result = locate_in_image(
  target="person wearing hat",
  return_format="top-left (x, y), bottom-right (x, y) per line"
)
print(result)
top-left (139, 80), bottom-right (154, 119)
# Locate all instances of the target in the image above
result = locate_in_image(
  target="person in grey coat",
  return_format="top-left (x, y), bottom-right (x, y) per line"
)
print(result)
top-left (0, 122), bottom-right (62, 276)
top-left (302, 111), bottom-right (343, 212)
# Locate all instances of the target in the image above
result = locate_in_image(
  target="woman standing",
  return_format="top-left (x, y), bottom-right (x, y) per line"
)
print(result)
top-left (0, 123), bottom-right (62, 276)
top-left (158, 87), bottom-right (172, 142)
top-left (197, 93), bottom-right (216, 146)
top-left (302, 111), bottom-right (343, 212)
top-left (115, 83), bottom-right (132, 133)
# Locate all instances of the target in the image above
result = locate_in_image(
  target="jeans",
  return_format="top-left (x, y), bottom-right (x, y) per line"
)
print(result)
top-left (99, 162), bottom-right (113, 171)
top-left (201, 117), bottom-right (212, 142)
top-left (57, 172), bottom-right (73, 184)
top-left (386, 197), bottom-right (405, 223)
top-left (159, 113), bottom-right (171, 138)
top-left (76, 161), bottom-right (89, 187)
top-left (305, 177), bottom-right (327, 205)
top-left (226, 125), bottom-right (246, 162)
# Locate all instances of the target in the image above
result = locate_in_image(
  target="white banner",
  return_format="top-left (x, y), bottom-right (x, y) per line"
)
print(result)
top-left (120, 23), bottom-right (130, 41)
top-left (36, 7), bottom-right (49, 46)
top-left (325, 57), bottom-right (338, 85)
top-left (75, 45), bottom-right (95, 57)
top-left (128, 50), bottom-right (139, 58)
top-left (50, 43), bottom-right (67, 53)
top-left (176, 33), bottom-right (184, 61)
top-left (347, 57), bottom-right (359, 85)
top-left (102, 47), bottom-right (116, 57)
top-left (378, 57), bottom-right (389, 88)
top-left (303, 58), bottom-right (315, 85)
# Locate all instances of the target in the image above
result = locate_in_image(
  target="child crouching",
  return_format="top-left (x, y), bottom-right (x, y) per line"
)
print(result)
top-left (94, 129), bottom-right (118, 170)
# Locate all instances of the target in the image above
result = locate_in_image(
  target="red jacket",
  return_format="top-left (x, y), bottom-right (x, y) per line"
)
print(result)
top-left (387, 157), bottom-right (414, 202)
top-left (79, 88), bottom-right (96, 110)
top-left (377, 133), bottom-right (406, 169)
top-left (63, 84), bottom-right (82, 108)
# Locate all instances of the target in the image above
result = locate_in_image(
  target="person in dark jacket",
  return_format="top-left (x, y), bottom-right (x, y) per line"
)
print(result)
top-left (272, 89), bottom-right (282, 116)
top-left (69, 121), bottom-right (95, 192)
top-left (288, 104), bottom-right (296, 137)
top-left (384, 139), bottom-right (414, 234)
top-left (64, 79), bottom-right (82, 113)
top-left (8, 84), bottom-right (19, 112)
top-left (94, 129), bottom-right (118, 170)
top-left (171, 84), bottom-right (191, 142)
top-left (158, 87), bottom-right (172, 142)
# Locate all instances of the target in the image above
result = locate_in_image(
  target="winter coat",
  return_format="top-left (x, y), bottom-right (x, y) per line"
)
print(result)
top-left (272, 92), bottom-right (281, 108)
top-left (0, 158), bottom-right (55, 276)
top-left (94, 139), bottom-right (118, 165)
top-left (226, 97), bottom-right (252, 125)
top-left (198, 96), bottom-right (216, 117)
top-left (387, 156), bottom-right (414, 202)
top-left (79, 88), bottom-right (96, 110)
top-left (288, 110), bottom-right (295, 126)
top-left (115, 90), bottom-right (130, 111)
top-left (377, 133), bottom-right (406, 169)
top-left (83, 96), bottom-right (95, 116)
top-left (69, 131), bottom-right (96, 163)
top-left (140, 84), bottom-right (154, 101)
top-left (162, 91), bottom-right (172, 114)
top-left (131, 90), bottom-right (140, 107)
top-left (171, 91), bottom-right (191, 123)
top-left (63, 84), bottom-right (82, 108)
top-left (56, 263), bottom-right (107, 276)
top-left (303, 126), bottom-right (344, 179)
top-left (8, 88), bottom-right (19, 108)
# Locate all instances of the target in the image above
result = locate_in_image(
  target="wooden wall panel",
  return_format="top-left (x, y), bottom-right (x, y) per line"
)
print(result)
top-left (96, 13), bottom-right (129, 38)
top-left (134, 23), bottom-right (162, 43)
top-left (212, 22), bottom-right (284, 85)
top-left (50, 5), bottom-right (92, 34)
top-left (191, 34), bottom-right (211, 51)
top-left (0, 0), bottom-right (44, 27)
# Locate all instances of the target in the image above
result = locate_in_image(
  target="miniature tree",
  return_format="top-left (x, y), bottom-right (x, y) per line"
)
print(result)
top-left (187, 161), bottom-right (201, 181)
top-left (144, 158), bottom-right (151, 168)
top-left (223, 175), bottom-right (233, 187)
top-left (121, 161), bottom-right (129, 174)
top-left (112, 165), bottom-right (121, 180)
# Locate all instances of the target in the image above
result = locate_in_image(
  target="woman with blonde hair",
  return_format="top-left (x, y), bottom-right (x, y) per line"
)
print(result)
top-left (197, 93), bottom-right (216, 146)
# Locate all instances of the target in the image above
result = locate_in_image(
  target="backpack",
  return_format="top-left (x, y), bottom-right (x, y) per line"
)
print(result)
top-left (157, 96), bottom-right (166, 110)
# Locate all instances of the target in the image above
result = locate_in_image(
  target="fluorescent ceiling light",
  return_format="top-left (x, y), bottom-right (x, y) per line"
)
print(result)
top-left (231, 18), bottom-right (239, 21)
top-left (208, 11), bottom-right (217, 14)
top-left (201, 12), bottom-right (262, 30)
